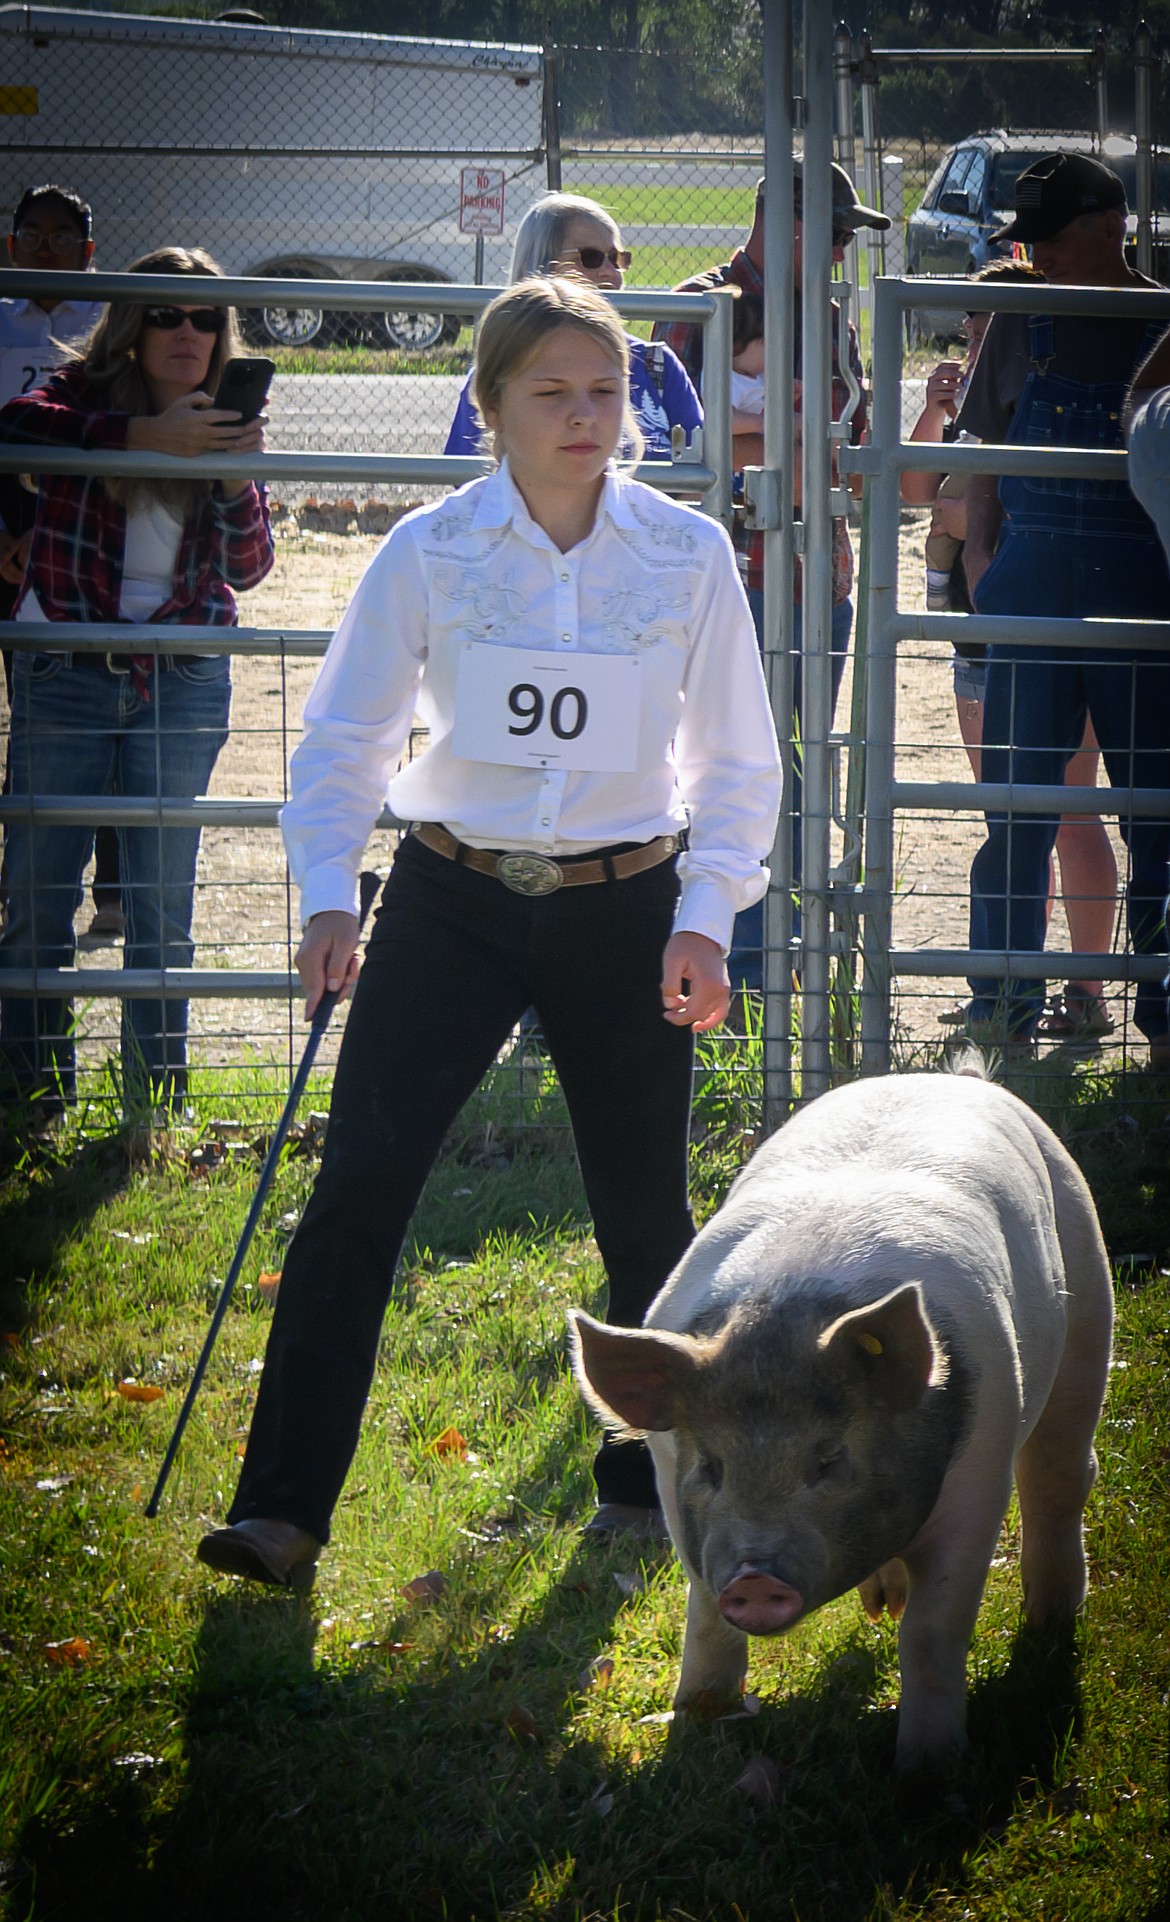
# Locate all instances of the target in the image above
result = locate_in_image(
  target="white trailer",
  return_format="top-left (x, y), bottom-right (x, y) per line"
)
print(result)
top-left (0, 5), bottom-right (550, 348)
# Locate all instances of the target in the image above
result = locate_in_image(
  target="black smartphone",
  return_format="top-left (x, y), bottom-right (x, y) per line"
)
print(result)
top-left (213, 355), bottom-right (275, 423)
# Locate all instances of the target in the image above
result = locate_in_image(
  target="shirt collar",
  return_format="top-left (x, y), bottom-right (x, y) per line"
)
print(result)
top-left (469, 457), bottom-right (641, 543)
top-left (5, 294), bottom-right (98, 321)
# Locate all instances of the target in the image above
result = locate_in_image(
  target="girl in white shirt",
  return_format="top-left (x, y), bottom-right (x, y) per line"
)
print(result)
top-left (198, 276), bottom-right (781, 1588)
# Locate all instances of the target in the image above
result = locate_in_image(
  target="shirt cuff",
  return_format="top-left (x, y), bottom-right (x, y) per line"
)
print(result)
top-left (674, 867), bottom-right (769, 956)
top-left (296, 864), bottom-right (363, 927)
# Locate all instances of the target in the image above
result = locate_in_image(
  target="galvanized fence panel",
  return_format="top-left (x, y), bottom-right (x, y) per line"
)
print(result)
top-left (854, 273), bottom-right (1170, 1085)
top-left (0, 268), bottom-right (741, 1123)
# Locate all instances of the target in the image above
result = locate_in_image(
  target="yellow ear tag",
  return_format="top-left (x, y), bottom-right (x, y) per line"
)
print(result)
top-left (858, 1332), bottom-right (883, 1356)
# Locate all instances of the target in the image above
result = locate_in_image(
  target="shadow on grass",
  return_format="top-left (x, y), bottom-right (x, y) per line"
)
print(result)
top-left (6, 1560), bottom-right (1089, 1922)
top-left (0, 1133), bottom-right (139, 1329)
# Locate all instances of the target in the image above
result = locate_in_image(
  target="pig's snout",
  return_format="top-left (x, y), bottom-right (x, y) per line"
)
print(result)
top-left (718, 1568), bottom-right (804, 1635)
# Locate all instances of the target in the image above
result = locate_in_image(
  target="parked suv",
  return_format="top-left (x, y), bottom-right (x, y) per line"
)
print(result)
top-left (905, 129), bottom-right (1170, 341)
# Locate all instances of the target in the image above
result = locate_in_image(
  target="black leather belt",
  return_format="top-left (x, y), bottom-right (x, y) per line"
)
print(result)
top-left (411, 822), bottom-right (680, 897)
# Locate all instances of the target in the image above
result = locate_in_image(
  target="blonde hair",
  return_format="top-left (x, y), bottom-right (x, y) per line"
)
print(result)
top-left (472, 275), bottom-right (643, 466)
top-left (83, 245), bottom-right (242, 515)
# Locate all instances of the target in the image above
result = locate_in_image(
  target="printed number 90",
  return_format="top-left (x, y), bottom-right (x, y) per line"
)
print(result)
top-left (507, 682), bottom-right (588, 741)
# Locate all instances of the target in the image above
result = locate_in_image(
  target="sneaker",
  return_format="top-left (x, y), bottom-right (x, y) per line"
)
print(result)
top-left (197, 1517), bottom-right (321, 1590)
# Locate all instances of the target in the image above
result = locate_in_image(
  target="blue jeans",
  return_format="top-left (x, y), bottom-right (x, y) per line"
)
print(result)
top-left (968, 530), bottom-right (1170, 1040)
top-left (728, 593), bottom-right (852, 994)
top-left (0, 650), bottom-right (231, 1112)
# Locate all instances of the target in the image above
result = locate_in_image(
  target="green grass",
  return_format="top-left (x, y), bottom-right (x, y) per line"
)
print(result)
top-left (0, 1053), bottom-right (1167, 1920)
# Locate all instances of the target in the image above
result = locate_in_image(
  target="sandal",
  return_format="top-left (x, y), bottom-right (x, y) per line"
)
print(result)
top-left (1038, 988), bottom-right (1115, 1039)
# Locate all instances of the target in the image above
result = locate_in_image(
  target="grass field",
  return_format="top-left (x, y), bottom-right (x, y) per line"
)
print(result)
top-left (1, 1050), bottom-right (1168, 1922)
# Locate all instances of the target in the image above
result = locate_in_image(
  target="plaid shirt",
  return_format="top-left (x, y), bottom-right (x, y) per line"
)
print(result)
top-left (654, 248), bottom-right (867, 600)
top-left (0, 365), bottom-right (273, 632)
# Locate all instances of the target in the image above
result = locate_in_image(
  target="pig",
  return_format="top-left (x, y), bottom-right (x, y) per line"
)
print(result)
top-left (568, 1064), bottom-right (1113, 1771)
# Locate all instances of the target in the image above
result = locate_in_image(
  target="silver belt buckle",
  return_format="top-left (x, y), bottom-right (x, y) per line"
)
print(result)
top-left (496, 852), bottom-right (563, 896)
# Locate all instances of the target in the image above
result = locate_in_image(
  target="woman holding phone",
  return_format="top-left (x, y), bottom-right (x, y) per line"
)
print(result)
top-left (0, 245), bottom-right (273, 1125)
top-left (197, 275), bottom-right (780, 1586)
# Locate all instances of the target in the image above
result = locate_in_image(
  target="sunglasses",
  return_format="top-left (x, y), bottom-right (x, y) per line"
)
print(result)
top-left (12, 225), bottom-right (87, 255)
top-left (569, 246), bottom-right (632, 271)
top-left (142, 306), bottom-right (226, 334)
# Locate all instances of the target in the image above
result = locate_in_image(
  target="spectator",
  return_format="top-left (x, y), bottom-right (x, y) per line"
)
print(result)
top-left (444, 191), bottom-right (702, 461)
top-left (958, 153), bottom-right (1170, 1064)
top-left (655, 161), bottom-right (886, 998)
top-left (724, 291), bottom-right (766, 430)
top-left (196, 276), bottom-right (780, 1587)
top-left (903, 259), bottom-right (1117, 1041)
top-left (0, 246), bottom-right (274, 1125)
top-left (0, 185), bottom-right (122, 943)
top-left (1125, 321), bottom-right (1170, 560)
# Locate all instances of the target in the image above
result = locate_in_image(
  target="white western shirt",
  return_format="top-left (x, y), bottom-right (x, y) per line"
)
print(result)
top-left (282, 462), bottom-right (782, 953)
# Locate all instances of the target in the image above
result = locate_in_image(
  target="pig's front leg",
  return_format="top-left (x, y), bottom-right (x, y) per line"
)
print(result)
top-left (648, 1434), bottom-right (749, 1712)
top-left (675, 1574), bottom-right (750, 1710)
top-left (894, 1467), bottom-right (1013, 1772)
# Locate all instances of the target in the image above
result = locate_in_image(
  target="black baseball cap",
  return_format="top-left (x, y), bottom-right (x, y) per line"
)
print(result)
top-left (759, 160), bottom-right (891, 231)
top-left (993, 151), bottom-right (1126, 244)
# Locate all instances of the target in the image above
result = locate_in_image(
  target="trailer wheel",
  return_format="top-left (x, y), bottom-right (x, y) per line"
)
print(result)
top-left (239, 263), bottom-right (351, 350)
top-left (374, 268), bottom-right (458, 353)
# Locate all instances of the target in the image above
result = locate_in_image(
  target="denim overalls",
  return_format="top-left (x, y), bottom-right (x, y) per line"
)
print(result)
top-left (968, 315), bottom-right (1170, 1041)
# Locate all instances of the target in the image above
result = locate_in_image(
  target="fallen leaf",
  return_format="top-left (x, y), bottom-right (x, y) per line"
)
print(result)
top-left (590, 1785), bottom-right (615, 1817)
top-left (35, 1476), bottom-right (73, 1493)
top-left (732, 1755), bottom-right (784, 1806)
top-left (577, 1655), bottom-right (615, 1692)
top-left (429, 1425), bottom-right (467, 1461)
top-left (401, 1569), bottom-right (446, 1607)
top-left (257, 1271), bottom-right (282, 1303)
top-left (612, 1570), bottom-right (645, 1598)
top-left (1, 1332), bottom-right (20, 1349)
top-left (505, 1703), bottom-right (541, 1742)
top-left (117, 1380), bottom-right (164, 1404)
top-left (44, 1637), bottom-right (91, 1668)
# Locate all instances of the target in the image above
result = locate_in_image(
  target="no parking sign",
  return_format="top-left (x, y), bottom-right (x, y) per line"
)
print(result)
top-left (459, 167), bottom-right (506, 235)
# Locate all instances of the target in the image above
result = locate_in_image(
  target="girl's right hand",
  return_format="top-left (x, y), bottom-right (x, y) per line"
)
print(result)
top-left (295, 910), bottom-right (361, 1021)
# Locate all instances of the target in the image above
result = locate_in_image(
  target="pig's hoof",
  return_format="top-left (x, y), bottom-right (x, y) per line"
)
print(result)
top-left (675, 1685), bottom-right (747, 1723)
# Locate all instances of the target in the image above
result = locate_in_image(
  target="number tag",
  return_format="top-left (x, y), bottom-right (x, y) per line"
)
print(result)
top-left (0, 347), bottom-right (59, 409)
top-left (450, 643), bottom-right (643, 772)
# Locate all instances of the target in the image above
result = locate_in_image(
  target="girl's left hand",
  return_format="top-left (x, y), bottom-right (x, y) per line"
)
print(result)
top-left (661, 930), bottom-right (730, 1032)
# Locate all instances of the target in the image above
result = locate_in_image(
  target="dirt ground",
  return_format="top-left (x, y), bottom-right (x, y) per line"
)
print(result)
top-left (2, 511), bottom-right (1134, 1087)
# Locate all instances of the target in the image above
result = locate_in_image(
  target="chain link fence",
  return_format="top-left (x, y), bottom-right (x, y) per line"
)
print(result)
top-left (1, 8), bottom-right (1168, 1120)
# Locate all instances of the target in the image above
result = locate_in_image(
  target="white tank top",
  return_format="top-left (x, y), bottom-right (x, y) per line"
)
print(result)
top-left (19, 497), bottom-right (184, 625)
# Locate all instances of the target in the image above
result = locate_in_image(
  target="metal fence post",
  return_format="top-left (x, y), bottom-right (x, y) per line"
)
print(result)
top-left (1092, 29), bottom-right (1109, 144)
top-left (799, 0), bottom-right (836, 1100)
top-left (858, 34), bottom-right (885, 291)
top-left (1136, 22), bottom-right (1155, 278)
top-left (762, 0), bottom-right (796, 1129)
top-left (833, 21), bottom-right (855, 176)
top-left (543, 36), bottom-right (562, 190)
top-left (859, 275), bottom-right (900, 1076)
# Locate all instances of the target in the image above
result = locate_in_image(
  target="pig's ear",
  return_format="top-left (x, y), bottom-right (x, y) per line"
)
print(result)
top-left (817, 1283), bottom-right (948, 1410)
top-left (567, 1310), bottom-right (702, 1435)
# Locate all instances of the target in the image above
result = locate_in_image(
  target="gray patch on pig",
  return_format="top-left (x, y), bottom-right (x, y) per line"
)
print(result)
top-left (665, 1284), bottom-right (975, 1616)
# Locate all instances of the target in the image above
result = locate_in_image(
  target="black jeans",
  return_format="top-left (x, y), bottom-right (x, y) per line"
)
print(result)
top-left (228, 834), bottom-right (696, 1542)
